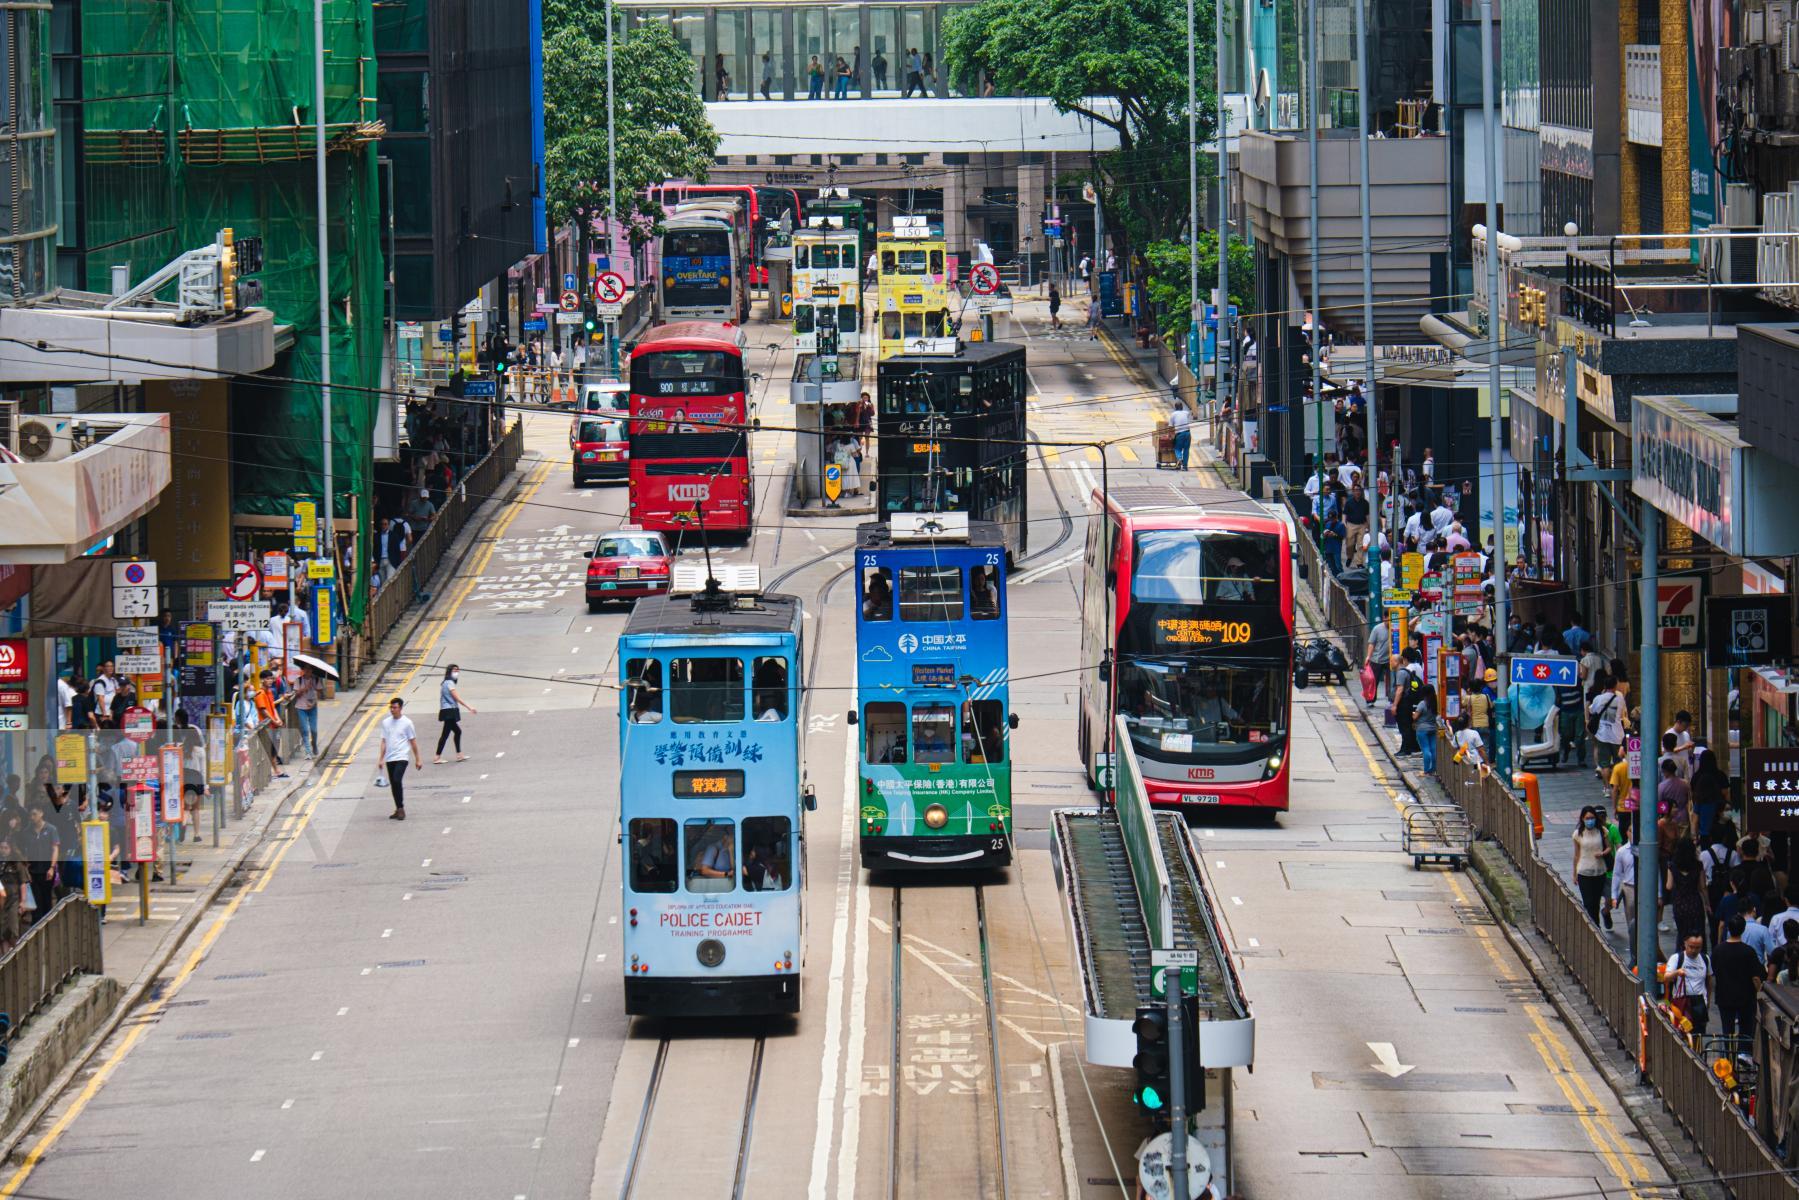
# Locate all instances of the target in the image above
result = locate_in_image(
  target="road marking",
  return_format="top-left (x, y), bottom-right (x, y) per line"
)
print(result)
top-left (1247, 938), bottom-right (1259, 947)
top-left (381, 929), bottom-right (392, 939)
top-left (281, 1099), bottom-right (294, 1110)
top-left (1230, 896), bottom-right (1243, 906)
top-left (310, 1051), bottom-right (324, 1061)
top-left (251, 1150), bottom-right (266, 1163)
top-left (567, 1038), bottom-right (580, 1049)
top-left (422, 858), bottom-right (432, 868)
top-left (337, 1007), bottom-right (350, 1017)
top-left (1010, 550), bottom-right (1082, 587)
top-left (1119, 446), bottom-right (1140, 463)
top-left (570, 646), bottom-right (580, 654)
top-left (361, 967), bottom-right (372, 976)
top-left (442, 827), bottom-right (452, 835)
top-left (495, 751), bottom-right (506, 758)
top-left (403, 893), bottom-right (412, 901)
top-left (810, 713), bottom-right (859, 1200)
top-left (511, 729), bottom-right (520, 737)
top-left (1084, 447), bottom-right (1101, 462)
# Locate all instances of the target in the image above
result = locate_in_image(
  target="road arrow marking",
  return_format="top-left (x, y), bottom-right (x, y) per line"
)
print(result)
top-left (1367, 1042), bottom-right (1415, 1078)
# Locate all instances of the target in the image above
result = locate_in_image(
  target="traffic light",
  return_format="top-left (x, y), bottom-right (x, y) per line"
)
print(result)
top-left (583, 304), bottom-right (597, 334)
top-left (1131, 1006), bottom-right (1171, 1125)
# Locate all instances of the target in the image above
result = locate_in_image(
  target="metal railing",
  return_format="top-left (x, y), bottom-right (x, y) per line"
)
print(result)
top-left (1284, 490), bottom-right (1368, 668)
top-left (0, 896), bottom-right (103, 1039)
top-left (366, 420), bottom-right (523, 651)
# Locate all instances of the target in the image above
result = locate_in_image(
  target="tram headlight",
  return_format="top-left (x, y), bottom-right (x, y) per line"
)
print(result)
top-left (696, 938), bottom-right (727, 968)
top-left (923, 804), bottom-right (950, 830)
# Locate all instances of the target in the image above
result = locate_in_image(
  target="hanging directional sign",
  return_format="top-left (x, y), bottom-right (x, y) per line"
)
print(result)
top-left (595, 271), bottom-right (627, 304)
top-left (970, 263), bottom-right (1000, 296)
top-left (1508, 654), bottom-right (1578, 688)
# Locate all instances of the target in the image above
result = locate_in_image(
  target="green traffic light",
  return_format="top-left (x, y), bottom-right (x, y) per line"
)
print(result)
top-left (1136, 1085), bottom-right (1165, 1111)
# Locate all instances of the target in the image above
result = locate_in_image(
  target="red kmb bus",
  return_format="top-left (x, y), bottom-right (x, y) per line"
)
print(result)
top-left (1077, 483), bottom-right (1295, 811)
top-left (626, 322), bottom-right (753, 536)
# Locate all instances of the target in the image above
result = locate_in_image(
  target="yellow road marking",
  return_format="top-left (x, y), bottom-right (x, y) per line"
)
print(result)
top-left (1119, 446), bottom-right (1140, 464)
top-left (1042, 447), bottom-right (1061, 462)
top-left (1320, 682), bottom-right (1654, 1197)
top-left (1084, 447), bottom-right (1101, 463)
top-left (1, 457), bottom-right (554, 1198)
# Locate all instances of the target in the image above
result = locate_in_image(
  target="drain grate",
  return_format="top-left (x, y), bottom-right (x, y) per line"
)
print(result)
top-left (176, 1031), bottom-right (233, 1041)
top-left (378, 959), bottom-right (427, 969)
top-left (1452, 903), bottom-right (1496, 926)
top-left (214, 971), bottom-right (268, 981)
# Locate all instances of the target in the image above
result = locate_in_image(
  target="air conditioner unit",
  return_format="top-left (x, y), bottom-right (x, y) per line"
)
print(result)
top-left (12, 415), bottom-right (76, 462)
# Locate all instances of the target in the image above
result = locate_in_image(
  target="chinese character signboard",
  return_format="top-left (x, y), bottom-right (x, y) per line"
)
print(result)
top-left (1745, 748), bottom-right (1799, 833)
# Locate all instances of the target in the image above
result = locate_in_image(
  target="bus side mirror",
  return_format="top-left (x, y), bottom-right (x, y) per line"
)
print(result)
top-left (1008, 713), bottom-right (1020, 730)
top-left (846, 709), bottom-right (859, 725)
top-left (752, 417), bottom-right (763, 430)
top-left (803, 785), bottom-right (818, 812)
top-left (1097, 660), bottom-right (1111, 683)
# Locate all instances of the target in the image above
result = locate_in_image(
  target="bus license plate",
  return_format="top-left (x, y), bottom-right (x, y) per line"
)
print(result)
top-left (1181, 793), bottom-right (1222, 805)
top-left (619, 567), bottom-right (639, 579)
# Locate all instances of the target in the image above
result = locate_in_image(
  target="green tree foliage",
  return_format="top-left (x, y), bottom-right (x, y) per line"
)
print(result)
top-left (542, 22), bottom-right (718, 233)
top-left (1143, 232), bottom-right (1253, 345)
top-left (942, 0), bottom-right (1216, 255)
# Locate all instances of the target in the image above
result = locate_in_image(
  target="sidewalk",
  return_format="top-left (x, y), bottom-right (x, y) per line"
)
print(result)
top-left (0, 449), bottom-right (535, 1159)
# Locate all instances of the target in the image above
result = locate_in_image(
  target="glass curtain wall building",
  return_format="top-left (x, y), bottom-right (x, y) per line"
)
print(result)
top-left (5, 0), bottom-right (56, 299)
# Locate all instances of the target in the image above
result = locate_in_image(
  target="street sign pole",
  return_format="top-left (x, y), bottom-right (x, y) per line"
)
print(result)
top-left (1167, 974), bottom-right (1189, 1200)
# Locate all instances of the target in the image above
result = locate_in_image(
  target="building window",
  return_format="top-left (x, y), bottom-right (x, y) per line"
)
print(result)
top-left (904, 153), bottom-right (924, 166)
top-left (810, 154), bottom-right (822, 165)
top-left (775, 154), bottom-right (794, 165)
top-left (875, 153), bottom-right (888, 165)
top-left (838, 154), bottom-right (859, 165)
top-left (944, 152), bottom-right (968, 166)
top-left (745, 155), bottom-right (759, 165)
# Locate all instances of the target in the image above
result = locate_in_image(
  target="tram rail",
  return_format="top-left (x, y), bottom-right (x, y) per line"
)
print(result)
top-left (617, 1036), bottom-right (769, 1200)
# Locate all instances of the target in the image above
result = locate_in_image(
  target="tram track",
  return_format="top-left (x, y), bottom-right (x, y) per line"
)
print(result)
top-left (884, 884), bottom-right (1013, 1200)
top-left (617, 1035), bottom-right (769, 1200)
top-left (1016, 430), bottom-right (1074, 566)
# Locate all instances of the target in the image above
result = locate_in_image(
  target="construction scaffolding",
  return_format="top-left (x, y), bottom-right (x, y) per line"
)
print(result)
top-left (77, 0), bottom-right (386, 624)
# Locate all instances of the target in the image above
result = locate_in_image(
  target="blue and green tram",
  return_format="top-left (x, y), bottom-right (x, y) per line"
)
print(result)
top-left (851, 515), bottom-right (1015, 871)
top-left (618, 574), bottom-right (811, 1016)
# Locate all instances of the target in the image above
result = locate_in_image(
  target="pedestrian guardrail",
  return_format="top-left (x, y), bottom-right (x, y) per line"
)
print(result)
top-left (1285, 492), bottom-right (1367, 669)
top-left (1429, 732), bottom-right (1799, 1197)
top-left (0, 896), bottom-right (103, 1048)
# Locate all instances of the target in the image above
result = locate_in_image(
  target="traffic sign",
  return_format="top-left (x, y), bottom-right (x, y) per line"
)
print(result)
top-left (306, 558), bottom-right (336, 580)
top-left (780, 292), bottom-right (793, 317)
top-left (160, 745), bottom-right (184, 823)
top-left (970, 263), bottom-right (1000, 295)
top-left (130, 802), bottom-right (156, 863)
top-left (0, 639), bottom-right (25, 684)
top-left (115, 627), bottom-right (158, 650)
top-left (293, 499), bottom-right (318, 553)
top-left (523, 318), bottom-right (547, 333)
top-left (122, 706), bottom-right (155, 742)
top-left (206, 600), bottom-right (272, 631)
top-left (824, 464), bottom-right (842, 503)
top-left (112, 586), bottom-right (156, 619)
top-left (111, 561), bottom-right (157, 589)
top-left (464, 379), bottom-right (497, 398)
top-left (555, 311), bottom-right (583, 325)
top-left (595, 271), bottom-right (627, 304)
top-left (82, 821), bottom-right (111, 906)
top-left (563, 271), bottom-right (578, 292)
top-left (115, 653), bottom-right (161, 676)
top-left (1150, 948), bottom-right (1200, 968)
top-left (559, 290), bottom-right (581, 312)
top-left (1509, 654), bottom-right (1577, 688)
top-left (598, 302), bottom-right (624, 319)
top-left (1149, 963), bottom-right (1200, 998)
top-left (223, 559), bottom-right (262, 601)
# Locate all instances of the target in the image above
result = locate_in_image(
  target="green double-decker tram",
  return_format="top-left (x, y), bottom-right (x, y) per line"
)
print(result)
top-left (851, 515), bottom-right (1014, 871)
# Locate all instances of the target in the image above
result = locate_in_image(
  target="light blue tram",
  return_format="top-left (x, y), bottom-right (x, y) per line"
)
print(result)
top-left (851, 514), bottom-right (1014, 871)
top-left (618, 571), bottom-right (810, 1017)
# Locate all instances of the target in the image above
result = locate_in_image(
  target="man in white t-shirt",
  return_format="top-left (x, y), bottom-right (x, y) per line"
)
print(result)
top-left (56, 671), bottom-right (76, 729)
top-left (378, 698), bottom-right (423, 820)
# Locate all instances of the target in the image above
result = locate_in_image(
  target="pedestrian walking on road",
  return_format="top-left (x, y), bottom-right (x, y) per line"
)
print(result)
top-left (435, 664), bottom-right (477, 763)
top-left (1714, 914), bottom-right (1766, 1045)
top-left (380, 698), bottom-right (422, 820)
top-left (1048, 282), bottom-right (1062, 329)
top-left (1167, 403), bottom-right (1192, 469)
top-left (1667, 838), bottom-right (1710, 944)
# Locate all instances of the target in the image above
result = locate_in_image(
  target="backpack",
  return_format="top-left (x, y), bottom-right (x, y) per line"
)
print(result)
top-left (1587, 693), bottom-right (1616, 737)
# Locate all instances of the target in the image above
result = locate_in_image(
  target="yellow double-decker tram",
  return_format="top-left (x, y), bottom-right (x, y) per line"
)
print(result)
top-left (876, 215), bottom-right (954, 360)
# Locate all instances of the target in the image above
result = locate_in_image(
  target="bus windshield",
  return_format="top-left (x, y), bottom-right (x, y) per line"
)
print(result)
top-left (631, 350), bottom-right (744, 397)
top-left (1131, 529), bottom-right (1279, 606)
top-left (663, 229), bottom-right (733, 306)
top-left (1115, 659), bottom-right (1287, 758)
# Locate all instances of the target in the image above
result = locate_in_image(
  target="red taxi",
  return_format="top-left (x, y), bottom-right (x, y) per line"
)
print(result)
top-left (584, 528), bottom-right (673, 611)
top-left (572, 416), bottom-right (630, 485)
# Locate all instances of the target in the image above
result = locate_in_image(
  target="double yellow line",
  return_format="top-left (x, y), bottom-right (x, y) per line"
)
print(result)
top-left (1321, 683), bottom-right (1654, 1196)
top-left (2, 457), bottom-right (553, 1197)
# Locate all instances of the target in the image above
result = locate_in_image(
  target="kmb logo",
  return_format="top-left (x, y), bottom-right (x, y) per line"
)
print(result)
top-left (0, 639), bottom-right (26, 684)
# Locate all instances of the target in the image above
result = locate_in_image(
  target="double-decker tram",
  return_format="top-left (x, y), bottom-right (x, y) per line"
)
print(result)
top-left (792, 223), bottom-right (863, 354)
top-left (657, 204), bottom-right (747, 323)
top-left (1077, 483), bottom-right (1296, 812)
top-left (876, 341), bottom-right (1029, 561)
top-left (875, 216), bottom-right (952, 360)
top-left (618, 565), bottom-right (810, 1016)
top-left (803, 187), bottom-right (869, 262)
top-left (851, 514), bottom-right (1013, 870)
top-left (626, 322), bottom-right (753, 535)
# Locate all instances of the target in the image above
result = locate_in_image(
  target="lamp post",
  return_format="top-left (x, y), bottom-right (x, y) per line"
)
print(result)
top-left (605, 0), bottom-right (621, 376)
top-left (1480, 0), bottom-right (1513, 773)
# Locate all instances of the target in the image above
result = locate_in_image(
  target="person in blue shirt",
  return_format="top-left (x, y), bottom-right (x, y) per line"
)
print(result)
top-left (1741, 893), bottom-right (1775, 962)
top-left (1320, 513), bottom-right (1346, 576)
top-left (1563, 612), bottom-right (1593, 658)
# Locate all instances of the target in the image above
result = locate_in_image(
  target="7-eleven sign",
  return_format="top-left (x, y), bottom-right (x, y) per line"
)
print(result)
top-left (1657, 580), bottom-right (1700, 648)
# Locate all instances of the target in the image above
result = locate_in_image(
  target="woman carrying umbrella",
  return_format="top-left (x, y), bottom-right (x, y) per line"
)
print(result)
top-left (291, 653), bottom-right (339, 759)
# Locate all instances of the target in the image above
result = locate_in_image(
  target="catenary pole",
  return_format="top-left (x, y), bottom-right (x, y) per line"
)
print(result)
top-left (1308, 0), bottom-right (1322, 468)
top-left (1188, 0), bottom-right (1200, 402)
top-left (314, 0), bottom-right (333, 625)
top-left (605, 0), bottom-right (621, 375)
top-left (1355, 0), bottom-right (1378, 620)
top-left (1480, 0), bottom-right (1513, 771)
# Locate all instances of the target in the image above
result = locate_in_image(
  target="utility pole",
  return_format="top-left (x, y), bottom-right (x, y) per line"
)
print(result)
top-left (1307, 0), bottom-right (1322, 468)
top-left (313, 0), bottom-right (334, 650)
top-left (1355, 0), bottom-right (1378, 621)
top-left (1217, 0), bottom-right (1233, 449)
top-left (1637, 505), bottom-right (1662, 1001)
top-left (1480, 0), bottom-right (1513, 772)
top-left (605, 0), bottom-right (621, 376)
top-left (1168, 978), bottom-right (1189, 1200)
top-left (1188, 0), bottom-right (1201, 397)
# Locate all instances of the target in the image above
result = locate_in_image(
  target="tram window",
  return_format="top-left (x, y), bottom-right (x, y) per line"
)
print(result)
top-left (753, 657), bottom-right (789, 721)
top-left (837, 304), bottom-right (859, 333)
top-left (628, 818), bottom-right (678, 893)
top-left (882, 312), bottom-right (902, 343)
top-left (795, 303), bottom-right (815, 334)
top-left (902, 312), bottom-right (924, 341)
top-left (685, 819), bottom-right (736, 894)
top-left (962, 699), bottom-right (1006, 765)
top-left (929, 249), bottom-right (944, 275)
top-left (814, 244), bottom-right (836, 269)
top-left (626, 659), bottom-right (663, 723)
top-left (970, 566), bottom-right (1000, 619)
top-left (861, 567), bottom-right (893, 620)
top-left (881, 250), bottom-right (897, 273)
top-left (911, 705), bottom-right (957, 765)
top-left (670, 657), bottom-right (746, 723)
top-left (899, 567), bottom-right (963, 622)
top-left (742, 816), bottom-right (793, 891)
top-left (865, 702), bottom-right (907, 763)
top-left (795, 244), bottom-right (809, 269)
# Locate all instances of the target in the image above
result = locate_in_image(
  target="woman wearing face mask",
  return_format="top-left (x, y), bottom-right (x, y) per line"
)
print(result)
top-left (434, 664), bottom-right (478, 764)
top-left (1572, 805), bottom-right (1610, 924)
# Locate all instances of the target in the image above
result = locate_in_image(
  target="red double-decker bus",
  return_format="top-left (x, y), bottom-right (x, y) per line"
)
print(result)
top-left (1077, 483), bottom-right (1295, 812)
top-left (646, 182), bottom-right (798, 286)
top-left (626, 322), bottom-right (753, 536)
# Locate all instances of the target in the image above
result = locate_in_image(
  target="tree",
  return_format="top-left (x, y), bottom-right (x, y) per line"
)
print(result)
top-left (1143, 232), bottom-right (1252, 348)
top-left (943, 0), bottom-right (1216, 260)
top-left (542, 22), bottom-right (718, 235)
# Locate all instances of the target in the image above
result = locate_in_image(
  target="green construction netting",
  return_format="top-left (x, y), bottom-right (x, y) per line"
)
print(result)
top-left (79, 0), bottom-right (383, 625)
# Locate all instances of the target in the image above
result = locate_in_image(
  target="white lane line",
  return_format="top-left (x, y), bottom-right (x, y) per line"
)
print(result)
top-left (402, 893), bottom-right (413, 901)
top-left (1248, 938), bottom-right (1260, 947)
top-left (585, 625), bottom-right (593, 633)
top-left (461, 796), bottom-right (471, 804)
top-left (567, 1038), bottom-right (580, 1048)
top-left (480, 774), bottom-right (489, 780)
top-left (511, 729), bottom-right (521, 737)
top-left (422, 858), bottom-right (432, 868)
top-left (360, 967), bottom-right (372, 976)
top-left (570, 646), bottom-right (580, 654)
top-left (495, 751), bottom-right (506, 759)
top-left (381, 929), bottom-right (393, 938)
top-left (251, 1150), bottom-right (266, 1163)
top-left (834, 722), bottom-right (872, 1200)
top-left (597, 953), bottom-right (608, 961)
top-left (337, 1007), bottom-right (350, 1017)
top-left (1231, 896), bottom-right (1243, 906)
top-left (1010, 550), bottom-right (1082, 587)
top-left (442, 827), bottom-right (452, 835)
top-left (581, 993), bottom-right (592, 1004)
top-left (1215, 860), bottom-right (1226, 869)
top-left (809, 710), bottom-right (859, 1200)
top-left (281, 1099), bottom-right (294, 1110)
top-left (310, 1051), bottom-right (324, 1061)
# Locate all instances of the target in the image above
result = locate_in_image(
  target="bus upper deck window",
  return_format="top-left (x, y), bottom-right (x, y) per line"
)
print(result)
top-left (626, 658), bottom-right (663, 723)
top-left (862, 567), bottom-right (893, 620)
top-left (900, 567), bottom-right (963, 622)
top-left (911, 705), bottom-right (956, 765)
top-left (629, 818), bottom-right (678, 893)
top-left (685, 819), bottom-right (736, 894)
top-left (671, 657), bottom-right (746, 723)
top-left (962, 699), bottom-right (1006, 764)
top-left (865, 702), bottom-right (907, 763)
top-left (742, 816), bottom-right (792, 891)
top-left (970, 566), bottom-right (999, 619)
top-left (753, 657), bottom-right (789, 721)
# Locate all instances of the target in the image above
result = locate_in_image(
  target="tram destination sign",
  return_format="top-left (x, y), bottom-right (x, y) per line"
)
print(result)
top-left (911, 663), bottom-right (957, 687)
top-left (672, 769), bottom-right (745, 798)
